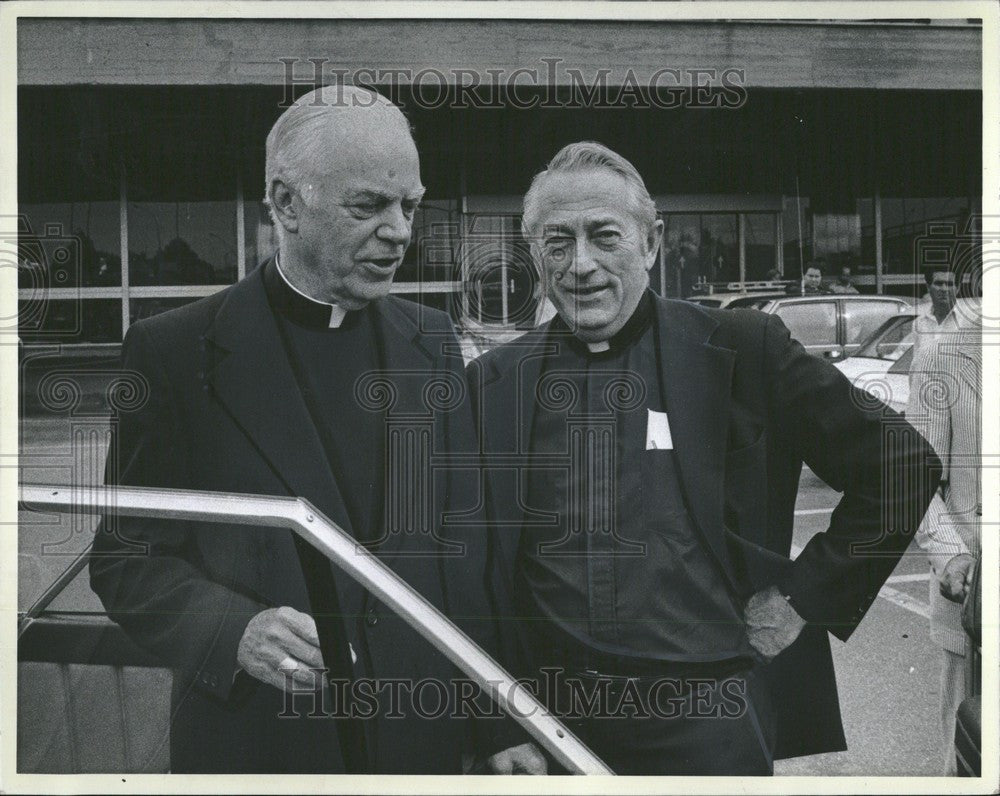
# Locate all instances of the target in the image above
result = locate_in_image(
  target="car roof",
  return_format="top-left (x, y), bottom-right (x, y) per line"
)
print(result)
top-left (685, 291), bottom-right (787, 306)
top-left (765, 294), bottom-right (912, 303)
top-left (687, 291), bottom-right (784, 299)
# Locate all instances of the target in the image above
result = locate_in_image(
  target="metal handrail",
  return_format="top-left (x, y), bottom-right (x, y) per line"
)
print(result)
top-left (18, 483), bottom-right (612, 776)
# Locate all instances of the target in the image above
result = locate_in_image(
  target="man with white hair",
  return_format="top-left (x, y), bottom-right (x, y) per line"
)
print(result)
top-left (471, 141), bottom-right (941, 774)
top-left (91, 85), bottom-right (543, 775)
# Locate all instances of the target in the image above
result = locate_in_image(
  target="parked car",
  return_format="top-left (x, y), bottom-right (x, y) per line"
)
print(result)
top-left (685, 291), bottom-right (788, 310)
top-left (754, 294), bottom-right (913, 360)
top-left (832, 297), bottom-right (980, 414)
top-left (834, 313), bottom-right (916, 413)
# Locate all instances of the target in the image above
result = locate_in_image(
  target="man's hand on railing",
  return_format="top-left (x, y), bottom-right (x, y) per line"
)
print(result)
top-left (237, 606), bottom-right (326, 692)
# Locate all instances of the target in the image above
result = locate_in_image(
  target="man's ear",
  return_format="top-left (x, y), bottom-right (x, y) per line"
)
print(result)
top-left (269, 178), bottom-right (299, 234)
top-left (645, 218), bottom-right (664, 272)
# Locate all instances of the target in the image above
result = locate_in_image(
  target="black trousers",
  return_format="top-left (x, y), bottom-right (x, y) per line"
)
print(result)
top-left (544, 666), bottom-right (776, 775)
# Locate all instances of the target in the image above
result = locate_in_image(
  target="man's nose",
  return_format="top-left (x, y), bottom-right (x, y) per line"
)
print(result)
top-left (377, 205), bottom-right (412, 246)
top-left (567, 240), bottom-right (598, 279)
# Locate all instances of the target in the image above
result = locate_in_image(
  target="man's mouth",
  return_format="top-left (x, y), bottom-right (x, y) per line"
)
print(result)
top-left (565, 284), bottom-right (608, 298)
top-left (364, 257), bottom-right (399, 274)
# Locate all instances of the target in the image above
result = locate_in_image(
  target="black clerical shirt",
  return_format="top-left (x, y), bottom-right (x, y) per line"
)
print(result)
top-left (263, 258), bottom-right (384, 543)
top-left (519, 291), bottom-right (753, 664)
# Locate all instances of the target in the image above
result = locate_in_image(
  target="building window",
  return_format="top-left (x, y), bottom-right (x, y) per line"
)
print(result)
top-left (880, 197), bottom-right (973, 276)
top-left (19, 202), bottom-right (121, 289)
top-left (782, 196), bottom-right (811, 277)
top-left (663, 213), bottom-right (739, 296)
top-left (663, 211), bottom-right (780, 294)
top-left (812, 213), bottom-right (862, 275)
top-left (744, 213), bottom-right (778, 282)
top-left (397, 202), bottom-right (460, 285)
top-left (19, 298), bottom-right (122, 345)
top-left (459, 215), bottom-right (537, 329)
top-left (783, 198), bottom-right (875, 282)
top-left (127, 201), bottom-right (237, 287)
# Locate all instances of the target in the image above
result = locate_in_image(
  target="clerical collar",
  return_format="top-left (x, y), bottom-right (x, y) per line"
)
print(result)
top-left (263, 256), bottom-right (349, 330)
top-left (552, 290), bottom-right (654, 356)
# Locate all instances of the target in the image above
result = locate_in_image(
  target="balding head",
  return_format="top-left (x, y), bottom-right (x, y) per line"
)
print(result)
top-left (263, 84), bottom-right (424, 309)
top-left (265, 85), bottom-right (414, 229)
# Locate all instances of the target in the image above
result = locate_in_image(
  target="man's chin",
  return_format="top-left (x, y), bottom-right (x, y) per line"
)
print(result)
top-left (566, 313), bottom-right (618, 342)
top-left (339, 282), bottom-right (393, 309)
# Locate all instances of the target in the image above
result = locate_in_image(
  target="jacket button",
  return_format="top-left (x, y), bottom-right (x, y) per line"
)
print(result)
top-left (366, 611), bottom-right (378, 627)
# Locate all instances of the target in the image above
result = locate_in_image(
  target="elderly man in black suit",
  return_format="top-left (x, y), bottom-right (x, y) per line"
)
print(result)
top-left (470, 141), bottom-right (941, 775)
top-left (90, 85), bottom-right (543, 775)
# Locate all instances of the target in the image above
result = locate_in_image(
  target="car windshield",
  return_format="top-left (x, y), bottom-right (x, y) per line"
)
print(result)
top-left (854, 315), bottom-right (916, 361)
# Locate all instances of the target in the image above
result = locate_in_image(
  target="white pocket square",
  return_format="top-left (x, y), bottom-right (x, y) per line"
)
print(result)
top-left (646, 409), bottom-right (674, 450)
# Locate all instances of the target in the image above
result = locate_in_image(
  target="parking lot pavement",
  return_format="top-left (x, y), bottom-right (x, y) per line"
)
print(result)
top-left (777, 468), bottom-right (941, 776)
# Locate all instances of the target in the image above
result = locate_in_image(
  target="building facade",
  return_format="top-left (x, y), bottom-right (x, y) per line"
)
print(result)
top-left (16, 17), bottom-right (983, 348)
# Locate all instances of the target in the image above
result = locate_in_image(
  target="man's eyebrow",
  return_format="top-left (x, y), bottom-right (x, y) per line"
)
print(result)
top-left (344, 187), bottom-right (427, 202)
top-left (587, 217), bottom-right (622, 230)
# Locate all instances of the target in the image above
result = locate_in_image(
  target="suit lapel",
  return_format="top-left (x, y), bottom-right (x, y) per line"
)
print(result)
top-left (652, 297), bottom-right (741, 592)
top-left (480, 327), bottom-right (552, 581)
top-left (202, 264), bottom-right (355, 539)
top-left (366, 298), bottom-right (440, 561)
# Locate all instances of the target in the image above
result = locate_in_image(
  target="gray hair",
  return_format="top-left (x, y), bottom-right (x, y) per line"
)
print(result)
top-left (263, 85), bottom-right (410, 236)
top-left (522, 141), bottom-right (658, 237)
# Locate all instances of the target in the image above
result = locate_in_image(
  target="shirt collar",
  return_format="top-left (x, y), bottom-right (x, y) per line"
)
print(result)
top-left (550, 290), bottom-right (654, 357)
top-left (921, 300), bottom-right (957, 327)
top-left (265, 254), bottom-right (348, 330)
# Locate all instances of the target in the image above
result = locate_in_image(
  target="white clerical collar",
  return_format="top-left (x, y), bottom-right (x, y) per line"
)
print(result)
top-left (586, 341), bottom-right (611, 353)
top-left (274, 254), bottom-right (348, 329)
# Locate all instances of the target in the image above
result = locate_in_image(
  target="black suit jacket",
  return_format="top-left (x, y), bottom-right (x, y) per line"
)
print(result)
top-left (90, 263), bottom-right (508, 773)
top-left (469, 295), bottom-right (941, 760)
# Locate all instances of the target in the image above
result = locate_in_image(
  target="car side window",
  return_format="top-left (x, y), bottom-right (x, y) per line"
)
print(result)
top-left (774, 302), bottom-right (837, 346)
top-left (843, 300), bottom-right (908, 345)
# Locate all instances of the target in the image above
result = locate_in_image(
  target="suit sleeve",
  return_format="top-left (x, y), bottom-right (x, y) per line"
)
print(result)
top-left (761, 313), bottom-right (942, 640)
top-left (89, 321), bottom-right (267, 701)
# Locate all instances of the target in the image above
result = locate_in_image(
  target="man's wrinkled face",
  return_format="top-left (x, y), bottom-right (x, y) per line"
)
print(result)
top-left (532, 169), bottom-right (661, 342)
top-left (804, 268), bottom-right (823, 290)
top-left (928, 270), bottom-right (957, 316)
top-left (291, 126), bottom-right (425, 309)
